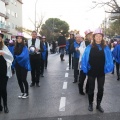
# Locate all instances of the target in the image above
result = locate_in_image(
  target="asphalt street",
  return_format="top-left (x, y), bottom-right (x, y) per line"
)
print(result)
top-left (0, 53), bottom-right (120, 120)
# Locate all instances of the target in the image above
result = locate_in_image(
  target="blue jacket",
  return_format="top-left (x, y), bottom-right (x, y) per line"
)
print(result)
top-left (8, 45), bottom-right (14, 56)
top-left (74, 41), bottom-right (81, 58)
top-left (42, 42), bottom-right (47, 60)
top-left (81, 45), bottom-right (113, 74)
top-left (14, 46), bottom-right (31, 71)
top-left (112, 44), bottom-right (120, 64)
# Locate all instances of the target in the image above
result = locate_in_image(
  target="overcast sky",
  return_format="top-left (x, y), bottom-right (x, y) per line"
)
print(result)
top-left (22, 0), bottom-right (112, 36)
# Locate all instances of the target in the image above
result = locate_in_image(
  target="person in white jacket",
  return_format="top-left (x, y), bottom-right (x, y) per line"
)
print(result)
top-left (0, 31), bottom-right (13, 113)
top-left (78, 29), bottom-right (93, 95)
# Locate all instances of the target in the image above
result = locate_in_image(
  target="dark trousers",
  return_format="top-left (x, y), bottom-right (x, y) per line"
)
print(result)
top-left (30, 58), bottom-right (41, 84)
top-left (0, 76), bottom-right (8, 106)
top-left (88, 75), bottom-right (105, 104)
top-left (15, 63), bottom-right (28, 94)
top-left (45, 51), bottom-right (48, 68)
top-left (41, 59), bottom-right (45, 75)
top-left (116, 62), bottom-right (120, 76)
top-left (79, 70), bottom-right (89, 92)
top-left (74, 58), bottom-right (79, 80)
top-left (69, 53), bottom-right (72, 67)
top-left (69, 53), bottom-right (74, 68)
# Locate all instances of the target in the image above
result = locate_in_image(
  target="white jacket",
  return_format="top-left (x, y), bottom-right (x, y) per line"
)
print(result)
top-left (0, 45), bottom-right (13, 78)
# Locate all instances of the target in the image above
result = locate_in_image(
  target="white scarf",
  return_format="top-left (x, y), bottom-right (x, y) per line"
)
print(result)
top-left (28, 39), bottom-right (40, 50)
top-left (0, 45), bottom-right (13, 78)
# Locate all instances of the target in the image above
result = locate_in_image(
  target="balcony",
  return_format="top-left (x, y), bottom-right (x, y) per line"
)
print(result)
top-left (0, 23), bottom-right (10, 32)
top-left (0, 12), bottom-right (9, 19)
top-left (1, 0), bottom-right (9, 5)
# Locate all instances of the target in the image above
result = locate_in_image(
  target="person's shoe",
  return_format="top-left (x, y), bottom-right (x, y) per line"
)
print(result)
top-left (4, 106), bottom-right (9, 113)
top-left (88, 104), bottom-right (93, 111)
top-left (18, 93), bottom-right (24, 98)
top-left (73, 79), bottom-right (77, 83)
top-left (0, 105), bottom-right (3, 111)
top-left (61, 59), bottom-right (65, 61)
top-left (96, 105), bottom-right (104, 113)
top-left (30, 83), bottom-right (35, 87)
top-left (36, 83), bottom-right (40, 87)
top-left (22, 93), bottom-right (29, 99)
top-left (80, 91), bottom-right (85, 95)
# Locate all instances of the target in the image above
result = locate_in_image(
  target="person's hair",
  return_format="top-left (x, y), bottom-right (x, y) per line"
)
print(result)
top-left (85, 33), bottom-right (92, 41)
top-left (14, 37), bottom-right (25, 55)
top-left (32, 31), bottom-right (37, 34)
top-left (0, 39), bottom-right (4, 50)
top-left (91, 34), bottom-right (106, 49)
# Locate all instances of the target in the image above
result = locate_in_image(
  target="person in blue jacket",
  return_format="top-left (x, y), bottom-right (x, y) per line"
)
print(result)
top-left (41, 36), bottom-right (47, 77)
top-left (112, 39), bottom-right (120, 80)
top-left (70, 34), bottom-right (82, 83)
top-left (81, 28), bottom-right (113, 113)
top-left (14, 33), bottom-right (31, 99)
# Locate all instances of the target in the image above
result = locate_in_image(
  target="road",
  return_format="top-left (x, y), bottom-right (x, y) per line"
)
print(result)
top-left (1, 53), bottom-right (120, 120)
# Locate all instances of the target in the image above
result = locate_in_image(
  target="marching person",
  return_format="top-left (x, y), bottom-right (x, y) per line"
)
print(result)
top-left (28, 31), bottom-right (43, 87)
top-left (68, 32), bottom-right (75, 69)
top-left (70, 34), bottom-right (82, 83)
top-left (78, 29), bottom-right (93, 95)
top-left (14, 33), bottom-right (31, 99)
top-left (81, 28), bottom-right (113, 113)
top-left (0, 31), bottom-right (13, 113)
top-left (112, 39), bottom-right (120, 80)
top-left (58, 33), bottom-right (66, 61)
top-left (41, 36), bottom-right (48, 77)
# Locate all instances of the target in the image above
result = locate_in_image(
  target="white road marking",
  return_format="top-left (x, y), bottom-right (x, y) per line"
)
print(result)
top-left (58, 118), bottom-right (62, 120)
top-left (66, 67), bottom-right (69, 71)
top-left (67, 63), bottom-right (69, 66)
top-left (59, 97), bottom-right (66, 111)
top-left (63, 82), bottom-right (68, 89)
top-left (65, 73), bottom-right (68, 77)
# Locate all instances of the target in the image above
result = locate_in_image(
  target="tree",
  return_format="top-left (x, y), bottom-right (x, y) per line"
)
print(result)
top-left (102, 19), bottom-right (120, 37)
top-left (40, 18), bottom-right (69, 42)
top-left (91, 0), bottom-right (120, 13)
top-left (15, 26), bottom-right (32, 35)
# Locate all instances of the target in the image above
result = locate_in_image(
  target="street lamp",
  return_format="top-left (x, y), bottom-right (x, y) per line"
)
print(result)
top-left (35, 0), bottom-right (38, 31)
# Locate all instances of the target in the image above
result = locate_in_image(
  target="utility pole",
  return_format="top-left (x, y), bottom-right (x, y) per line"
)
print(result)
top-left (35, 0), bottom-right (38, 31)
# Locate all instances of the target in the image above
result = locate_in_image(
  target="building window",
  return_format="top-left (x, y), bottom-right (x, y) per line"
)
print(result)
top-left (15, 13), bottom-right (17, 18)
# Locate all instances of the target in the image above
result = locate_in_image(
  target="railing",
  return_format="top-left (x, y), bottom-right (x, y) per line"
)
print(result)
top-left (0, 23), bottom-right (10, 32)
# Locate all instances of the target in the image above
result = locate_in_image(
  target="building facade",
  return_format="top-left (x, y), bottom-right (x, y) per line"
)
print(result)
top-left (0, 0), bottom-right (23, 39)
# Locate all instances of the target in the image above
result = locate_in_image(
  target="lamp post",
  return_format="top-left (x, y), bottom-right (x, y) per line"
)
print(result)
top-left (35, 0), bottom-right (38, 31)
